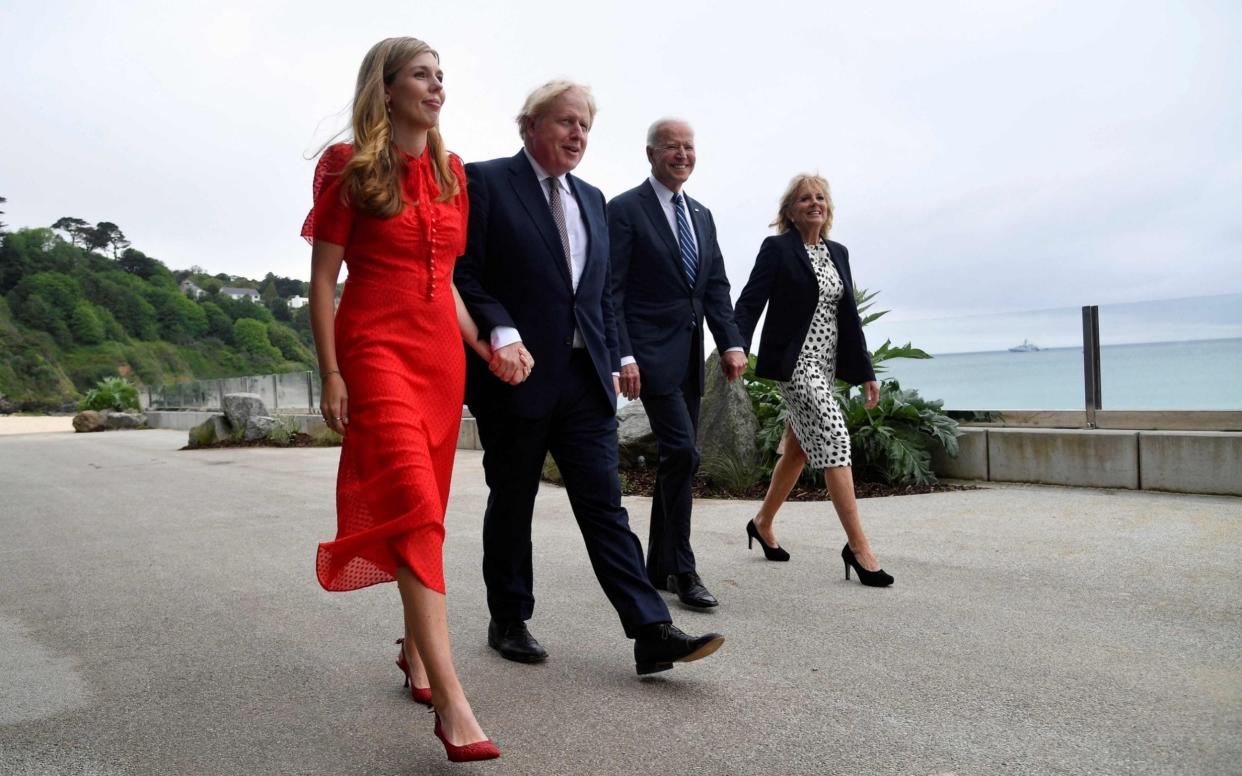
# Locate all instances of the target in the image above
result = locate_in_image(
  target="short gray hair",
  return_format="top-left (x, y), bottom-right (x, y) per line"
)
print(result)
top-left (646, 117), bottom-right (693, 147)
top-left (516, 80), bottom-right (597, 140)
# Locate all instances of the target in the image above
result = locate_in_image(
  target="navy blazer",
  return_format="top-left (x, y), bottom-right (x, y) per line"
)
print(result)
top-left (733, 230), bottom-right (875, 385)
top-left (608, 180), bottom-right (743, 396)
top-left (454, 150), bottom-right (620, 418)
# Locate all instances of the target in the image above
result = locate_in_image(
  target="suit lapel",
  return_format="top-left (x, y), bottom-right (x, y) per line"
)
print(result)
top-left (638, 181), bottom-right (681, 263)
top-left (507, 151), bottom-right (573, 291)
top-left (785, 229), bottom-right (816, 285)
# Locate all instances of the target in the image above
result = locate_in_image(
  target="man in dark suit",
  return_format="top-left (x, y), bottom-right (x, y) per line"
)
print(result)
top-left (608, 119), bottom-right (748, 609)
top-left (454, 82), bottom-right (725, 675)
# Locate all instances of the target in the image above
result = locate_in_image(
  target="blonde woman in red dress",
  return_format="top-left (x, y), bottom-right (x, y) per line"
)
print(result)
top-left (303, 37), bottom-right (511, 763)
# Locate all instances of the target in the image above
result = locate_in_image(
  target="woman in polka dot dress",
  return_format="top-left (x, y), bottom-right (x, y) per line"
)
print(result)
top-left (734, 174), bottom-right (894, 587)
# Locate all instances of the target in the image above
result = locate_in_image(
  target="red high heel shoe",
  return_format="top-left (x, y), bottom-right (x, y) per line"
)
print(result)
top-left (395, 638), bottom-right (433, 706)
top-left (433, 711), bottom-right (501, 762)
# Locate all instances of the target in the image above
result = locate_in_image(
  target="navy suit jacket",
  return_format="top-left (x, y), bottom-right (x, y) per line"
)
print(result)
top-left (454, 150), bottom-right (620, 418)
top-left (733, 230), bottom-right (875, 386)
top-left (608, 180), bottom-right (743, 397)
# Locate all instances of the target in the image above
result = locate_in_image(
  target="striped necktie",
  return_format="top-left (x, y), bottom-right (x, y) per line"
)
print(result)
top-left (672, 193), bottom-right (697, 286)
top-left (547, 177), bottom-right (573, 281)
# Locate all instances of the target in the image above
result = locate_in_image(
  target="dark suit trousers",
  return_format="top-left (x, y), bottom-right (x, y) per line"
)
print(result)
top-left (641, 358), bottom-right (702, 582)
top-left (475, 351), bottom-right (671, 638)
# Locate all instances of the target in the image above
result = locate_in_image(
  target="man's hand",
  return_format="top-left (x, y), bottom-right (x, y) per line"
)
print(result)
top-left (720, 350), bottom-right (748, 382)
top-left (490, 342), bottom-right (533, 386)
top-left (619, 362), bottom-right (641, 400)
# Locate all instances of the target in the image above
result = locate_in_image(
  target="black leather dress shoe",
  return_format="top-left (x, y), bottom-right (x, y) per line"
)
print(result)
top-left (487, 619), bottom-right (548, 663)
top-left (633, 623), bottom-right (725, 675)
top-left (666, 571), bottom-right (719, 609)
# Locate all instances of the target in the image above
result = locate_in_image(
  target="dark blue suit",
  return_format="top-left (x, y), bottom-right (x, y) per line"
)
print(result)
top-left (609, 180), bottom-right (743, 582)
top-left (454, 151), bottom-right (670, 637)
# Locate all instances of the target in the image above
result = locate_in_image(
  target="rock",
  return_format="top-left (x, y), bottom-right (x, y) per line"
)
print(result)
top-left (616, 400), bottom-right (658, 468)
top-left (101, 410), bottom-right (145, 430)
top-left (72, 410), bottom-right (106, 433)
top-left (541, 453), bottom-right (562, 484)
top-left (696, 349), bottom-right (761, 487)
top-left (243, 415), bottom-right (277, 441)
top-left (188, 415), bottom-right (232, 447)
top-left (222, 393), bottom-right (269, 430)
top-left (0, 395), bottom-right (17, 415)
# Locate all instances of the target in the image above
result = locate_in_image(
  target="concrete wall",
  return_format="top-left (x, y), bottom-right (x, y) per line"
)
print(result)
top-left (934, 427), bottom-right (1242, 496)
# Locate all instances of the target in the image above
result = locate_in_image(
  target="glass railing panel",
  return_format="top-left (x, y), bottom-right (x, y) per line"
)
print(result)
top-left (867, 306), bottom-right (1085, 410)
top-left (1097, 293), bottom-right (1242, 410)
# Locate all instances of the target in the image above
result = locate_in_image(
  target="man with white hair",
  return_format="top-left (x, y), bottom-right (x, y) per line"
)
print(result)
top-left (454, 84), bottom-right (726, 676)
top-left (608, 118), bottom-right (748, 609)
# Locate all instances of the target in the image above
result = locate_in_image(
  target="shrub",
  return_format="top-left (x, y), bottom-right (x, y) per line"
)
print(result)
top-left (78, 376), bottom-right (140, 412)
top-left (266, 415), bottom-right (301, 447)
top-left (69, 302), bottom-right (105, 345)
top-left (232, 318), bottom-right (282, 364)
top-left (742, 288), bottom-right (960, 486)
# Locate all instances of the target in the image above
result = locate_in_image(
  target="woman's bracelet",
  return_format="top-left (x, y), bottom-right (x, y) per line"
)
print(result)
top-left (322, 369), bottom-right (341, 379)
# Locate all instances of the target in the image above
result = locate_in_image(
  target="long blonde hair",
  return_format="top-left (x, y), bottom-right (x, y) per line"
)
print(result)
top-left (771, 173), bottom-right (834, 239)
top-left (341, 37), bottom-right (459, 217)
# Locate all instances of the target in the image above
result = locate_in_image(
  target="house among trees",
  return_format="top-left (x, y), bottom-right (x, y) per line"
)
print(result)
top-left (287, 295), bottom-right (308, 309)
top-left (180, 279), bottom-right (205, 299)
top-left (220, 287), bottom-right (260, 302)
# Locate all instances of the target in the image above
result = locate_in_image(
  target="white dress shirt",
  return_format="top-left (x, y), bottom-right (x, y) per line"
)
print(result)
top-left (490, 149), bottom-right (589, 351)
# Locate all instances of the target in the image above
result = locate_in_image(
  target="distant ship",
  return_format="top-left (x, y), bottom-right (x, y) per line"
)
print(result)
top-left (1009, 339), bottom-right (1041, 352)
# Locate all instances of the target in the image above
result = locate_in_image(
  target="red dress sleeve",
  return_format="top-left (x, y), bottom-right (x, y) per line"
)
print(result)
top-left (300, 143), bottom-right (355, 245)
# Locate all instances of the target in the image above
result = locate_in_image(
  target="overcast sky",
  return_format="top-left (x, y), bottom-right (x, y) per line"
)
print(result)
top-left (3, 0), bottom-right (1239, 336)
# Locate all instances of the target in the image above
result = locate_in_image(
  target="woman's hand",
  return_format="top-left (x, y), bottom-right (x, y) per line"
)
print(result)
top-left (320, 372), bottom-right (349, 435)
top-left (862, 380), bottom-right (880, 409)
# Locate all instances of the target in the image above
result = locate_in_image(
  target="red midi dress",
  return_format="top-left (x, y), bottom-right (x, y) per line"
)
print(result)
top-left (301, 143), bottom-right (468, 594)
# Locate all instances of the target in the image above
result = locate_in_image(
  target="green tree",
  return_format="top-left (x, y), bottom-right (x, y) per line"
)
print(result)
top-left (0, 195), bottom-right (7, 231)
top-left (232, 318), bottom-right (281, 363)
top-left (147, 287), bottom-right (208, 342)
top-left (0, 229), bottom-right (82, 293)
top-left (267, 321), bottom-right (313, 363)
top-left (201, 300), bottom-right (233, 340)
top-left (69, 301), bottom-right (105, 345)
top-left (52, 217), bottom-right (92, 248)
top-left (83, 271), bottom-right (159, 339)
top-left (117, 247), bottom-right (164, 280)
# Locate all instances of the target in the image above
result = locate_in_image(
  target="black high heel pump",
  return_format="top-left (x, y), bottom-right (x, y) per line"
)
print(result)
top-left (842, 544), bottom-right (894, 587)
top-left (746, 519), bottom-right (790, 562)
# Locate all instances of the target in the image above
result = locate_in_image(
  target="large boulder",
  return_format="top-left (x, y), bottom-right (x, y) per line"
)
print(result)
top-left (696, 349), bottom-right (761, 485)
top-left (101, 410), bottom-right (145, 430)
top-left (243, 415), bottom-right (277, 442)
top-left (72, 410), bottom-right (106, 433)
top-left (616, 400), bottom-right (658, 468)
top-left (222, 393), bottom-right (269, 430)
top-left (188, 414), bottom-right (232, 447)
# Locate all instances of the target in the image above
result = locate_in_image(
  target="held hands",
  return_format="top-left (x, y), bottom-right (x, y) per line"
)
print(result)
top-left (489, 342), bottom-right (534, 386)
top-left (720, 350), bottom-right (748, 382)
top-left (619, 362), bottom-right (641, 400)
top-left (320, 372), bottom-right (349, 436)
top-left (862, 380), bottom-right (880, 409)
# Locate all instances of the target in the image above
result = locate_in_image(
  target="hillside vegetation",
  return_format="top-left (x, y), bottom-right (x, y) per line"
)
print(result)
top-left (0, 220), bottom-right (318, 411)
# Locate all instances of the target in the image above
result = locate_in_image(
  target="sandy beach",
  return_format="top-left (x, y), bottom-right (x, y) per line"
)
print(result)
top-left (0, 416), bottom-right (75, 436)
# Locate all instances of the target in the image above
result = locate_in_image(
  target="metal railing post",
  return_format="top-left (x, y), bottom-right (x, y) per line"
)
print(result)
top-left (217, 379), bottom-right (225, 411)
top-left (1082, 305), bottom-right (1101, 428)
top-left (272, 374), bottom-right (279, 412)
top-left (306, 371), bottom-right (314, 412)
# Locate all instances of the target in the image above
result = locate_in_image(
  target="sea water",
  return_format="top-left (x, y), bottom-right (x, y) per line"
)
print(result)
top-left (880, 337), bottom-right (1242, 410)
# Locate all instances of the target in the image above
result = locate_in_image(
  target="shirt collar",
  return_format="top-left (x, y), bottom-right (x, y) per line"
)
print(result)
top-left (648, 175), bottom-right (686, 205)
top-left (524, 148), bottom-right (570, 191)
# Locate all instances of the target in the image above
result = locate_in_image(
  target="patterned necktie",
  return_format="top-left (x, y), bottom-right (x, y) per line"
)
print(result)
top-left (672, 193), bottom-right (698, 286)
top-left (547, 177), bottom-right (574, 281)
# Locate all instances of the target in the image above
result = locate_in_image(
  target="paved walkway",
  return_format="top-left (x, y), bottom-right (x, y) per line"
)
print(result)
top-left (1, 429), bottom-right (1239, 775)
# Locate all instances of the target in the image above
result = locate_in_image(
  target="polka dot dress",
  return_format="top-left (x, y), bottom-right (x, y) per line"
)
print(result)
top-left (777, 241), bottom-right (852, 469)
